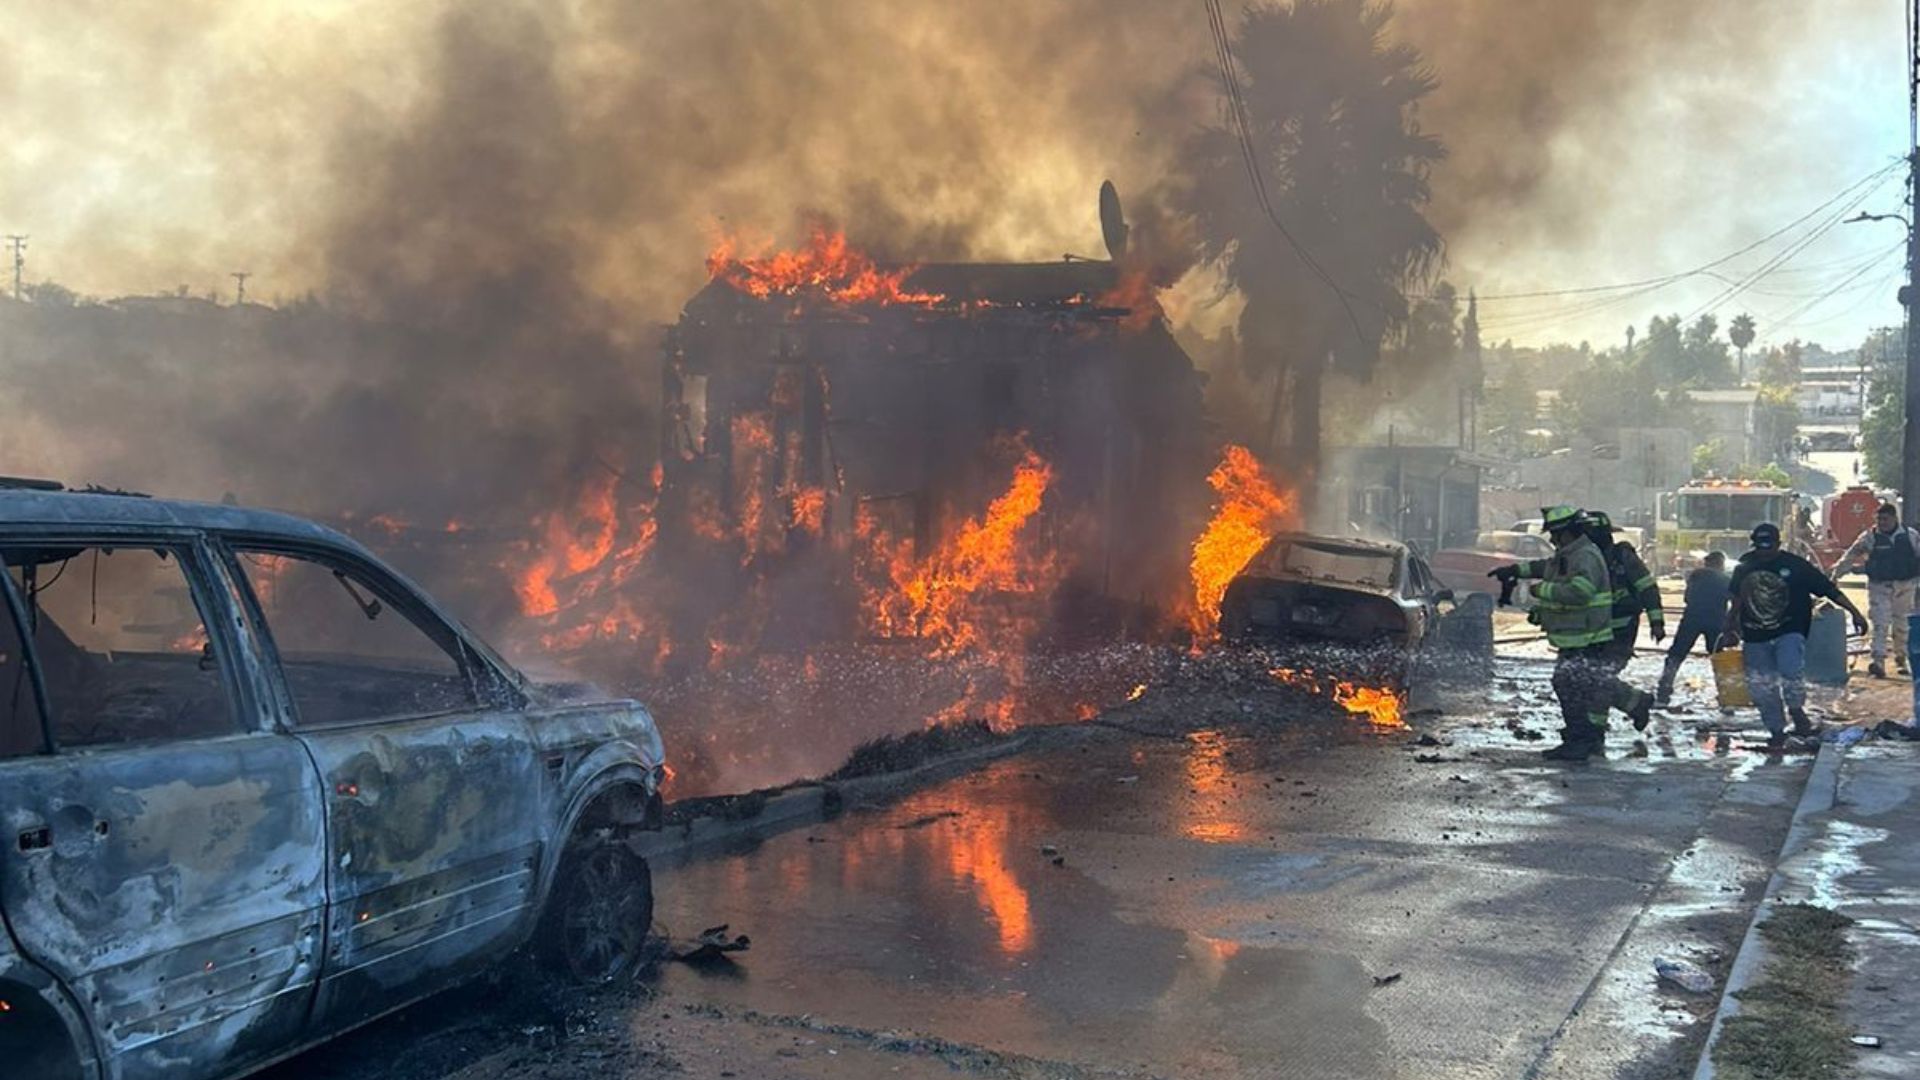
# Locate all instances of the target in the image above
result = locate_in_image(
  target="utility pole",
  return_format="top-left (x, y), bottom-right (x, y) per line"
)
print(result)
top-left (4, 235), bottom-right (26, 301)
top-left (1902, 0), bottom-right (1920, 506)
top-left (230, 271), bottom-right (250, 306)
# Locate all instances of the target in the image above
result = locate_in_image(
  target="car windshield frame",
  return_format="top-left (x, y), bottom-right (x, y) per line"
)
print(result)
top-left (1257, 538), bottom-right (1401, 590)
top-left (212, 534), bottom-right (527, 727)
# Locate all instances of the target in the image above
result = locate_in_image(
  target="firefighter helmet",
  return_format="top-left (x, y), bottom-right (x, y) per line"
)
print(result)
top-left (1541, 505), bottom-right (1585, 533)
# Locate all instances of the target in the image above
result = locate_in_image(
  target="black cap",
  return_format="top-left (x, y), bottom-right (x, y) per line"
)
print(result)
top-left (1750, 523), bottom-right (1781, 549)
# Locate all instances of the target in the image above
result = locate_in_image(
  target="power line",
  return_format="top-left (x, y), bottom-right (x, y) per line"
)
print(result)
top-left (1430, 160), bottom-right (1901, 305)
top-left (1682, 171), bottom-right (1896, 322)
top-left (1470, 169), bottom-right (1902, 342)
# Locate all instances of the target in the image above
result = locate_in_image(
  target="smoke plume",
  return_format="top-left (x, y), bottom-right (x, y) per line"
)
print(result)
top-left (0, 0), bottom-right (1894, 510)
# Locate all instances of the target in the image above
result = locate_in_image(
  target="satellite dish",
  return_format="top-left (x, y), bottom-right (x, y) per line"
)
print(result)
top-left (1099, 180), bottom-right (1130, 260)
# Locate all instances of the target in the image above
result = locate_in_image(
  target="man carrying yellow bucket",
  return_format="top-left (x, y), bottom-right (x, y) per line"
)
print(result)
top-left (1719, 522), bottom-right (1868, 751)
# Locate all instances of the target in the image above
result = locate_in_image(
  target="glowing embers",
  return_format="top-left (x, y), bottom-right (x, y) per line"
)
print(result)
top-left (1269, 667), bottom-right (1406, 729)
top-left (707, 224), bottom-right (944, 308)
top-left (1187, 445), bottom-right (1298, 641)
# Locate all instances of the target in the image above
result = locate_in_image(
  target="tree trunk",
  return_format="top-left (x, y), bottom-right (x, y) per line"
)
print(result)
top-left (1263, 366), bottom-right (1288, 458)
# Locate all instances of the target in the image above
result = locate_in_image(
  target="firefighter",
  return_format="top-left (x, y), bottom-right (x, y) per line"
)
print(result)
top-left (1584, 510), bottom-right (1660, 733)
top-left (1831, 501), bottom-right (1920, 677)
top-left (1490, 506), bottom-right (1615, 760)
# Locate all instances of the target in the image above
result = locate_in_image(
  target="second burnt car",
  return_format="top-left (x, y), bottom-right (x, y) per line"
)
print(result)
top-left (1217, 532), bottom-right (1459, 682)
top-left (0, 482), bottom-right (667, 1080)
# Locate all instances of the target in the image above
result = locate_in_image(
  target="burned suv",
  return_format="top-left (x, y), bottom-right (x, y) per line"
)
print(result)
top-left (0, 484), bottom-right (667, 1080)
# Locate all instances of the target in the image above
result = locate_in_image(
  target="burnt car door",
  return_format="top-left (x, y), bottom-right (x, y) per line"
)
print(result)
top-left (0, 537), bottom-right (327, 1080)
top-left (1402, 551), bottom-right (1446, 646)
top-left (221, 543), bottom-right (543, 1031)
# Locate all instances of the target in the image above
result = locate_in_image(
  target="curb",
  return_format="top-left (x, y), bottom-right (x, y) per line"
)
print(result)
top-left (633, 732), bottom-right (1038, 865)
top-left (1690, 739), bottom-right (1845, 1080)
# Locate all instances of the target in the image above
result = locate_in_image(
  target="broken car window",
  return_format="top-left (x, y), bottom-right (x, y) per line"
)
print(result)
top-left (1257, 540), bottom-right (1400, 589)
top-left (236, 550), bottom-right (473, 726)
top-left (3, 545), bottom-right (236, 749)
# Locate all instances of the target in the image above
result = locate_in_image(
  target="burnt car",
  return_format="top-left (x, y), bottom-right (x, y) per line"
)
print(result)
top-left (0, 484), bottom-right (666, 1080)
top-left (1429, 529), bottom-right (1555, 603)
top-left (1217, 533), bottom-right (1452, 677)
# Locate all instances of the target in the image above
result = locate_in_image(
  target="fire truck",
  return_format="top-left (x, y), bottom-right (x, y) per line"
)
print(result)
top-left (1812, 485), bottom-right (1901, 569)
top-left (1655, 480), bottom-right (1807, 572)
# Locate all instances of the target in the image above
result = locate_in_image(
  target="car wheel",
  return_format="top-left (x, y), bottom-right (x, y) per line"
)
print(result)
top-left (541, 837), bottom-right (654, 985)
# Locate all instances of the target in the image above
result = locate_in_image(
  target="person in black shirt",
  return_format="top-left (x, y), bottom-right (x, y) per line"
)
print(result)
top-left (1720, 522), bottom-right (1867, 750)
top-left (1656, 550), bottom-right (1731, 705)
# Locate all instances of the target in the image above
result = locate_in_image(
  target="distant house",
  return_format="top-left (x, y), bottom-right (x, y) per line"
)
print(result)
top-left (1322, 445), bottom-right (1499, 555)
top-left (1512, 429), bottom-right (1690, 526)
top-left (1686, 388), bottom-right (1761, 463)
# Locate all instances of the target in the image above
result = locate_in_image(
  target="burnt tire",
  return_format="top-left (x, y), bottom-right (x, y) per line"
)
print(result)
top-left (539, 837), bottom-right (654, 985)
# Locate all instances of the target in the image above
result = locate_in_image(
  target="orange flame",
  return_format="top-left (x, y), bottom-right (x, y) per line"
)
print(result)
top-left (1272, 667), bottom-right (1406, 729)
top-left (1094, 269), bottom-right (1162, 332)
top-left (1187, 445), bottom-right (1298, 640)
top-left (707, 224), bottom-right (945, 307)
top-left (508, 463), bottom-right (665, 663)
top-left (790, 485), bottom-right (827, 535)
top-left (732, 413), bottom-right (777, 563)
top-left (862, 448), bottom-right (1055, 656)
top-left (1332, 683), bottom-right (1406, 729)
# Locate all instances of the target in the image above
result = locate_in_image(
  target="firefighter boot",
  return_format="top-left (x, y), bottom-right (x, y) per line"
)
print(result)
top-left (1628, 693), bottom-right (1654, 733)
top-left (1541, 740), bottom-right (1593, 761)
top-left (1790, 707), bottom-right (1819, 738)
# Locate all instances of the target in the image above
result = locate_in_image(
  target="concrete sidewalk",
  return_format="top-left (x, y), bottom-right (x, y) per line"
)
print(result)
top-left (1699, 680), bottom-right (1920, 1079)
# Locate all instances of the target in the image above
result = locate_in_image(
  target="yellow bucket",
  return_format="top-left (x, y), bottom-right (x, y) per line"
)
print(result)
top-left (1711, 649), bottom-right (1752, 709)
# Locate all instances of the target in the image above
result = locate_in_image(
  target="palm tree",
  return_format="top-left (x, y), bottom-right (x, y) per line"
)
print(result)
top-left (1729, 313), bottom-right (1756, 384)
top-left (1181, 0), bottom-right (1445, 476)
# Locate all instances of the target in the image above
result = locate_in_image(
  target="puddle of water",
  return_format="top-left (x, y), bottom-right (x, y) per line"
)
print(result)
top-left (653, 768), bottom-right (1392, 1076)
top-left (1787, 818), bottom-right (1891, 908)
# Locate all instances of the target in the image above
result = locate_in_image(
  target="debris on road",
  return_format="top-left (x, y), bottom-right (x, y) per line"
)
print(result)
top-left (673, 925), bottom-right (753, 965)
top-left (895, 810), bottom-right (963, 830)
top-left (1872, 719), bottom-right (1920, 741)
top-left (1371, 972), bottom-right (1403, 988)
top-left (1653, 957), bottom-right (1715, 993)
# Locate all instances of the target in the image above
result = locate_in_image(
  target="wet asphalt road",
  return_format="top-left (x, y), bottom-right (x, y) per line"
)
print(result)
top-left (267, 648), bottom-right (1812, 1080)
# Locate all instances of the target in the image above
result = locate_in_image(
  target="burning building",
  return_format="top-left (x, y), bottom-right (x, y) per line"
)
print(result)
top-left (652, 229), bottom-right (1213, 661)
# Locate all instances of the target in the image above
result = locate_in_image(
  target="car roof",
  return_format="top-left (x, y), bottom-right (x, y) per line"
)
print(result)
top-left (0, 489), bottom-right (373, 556)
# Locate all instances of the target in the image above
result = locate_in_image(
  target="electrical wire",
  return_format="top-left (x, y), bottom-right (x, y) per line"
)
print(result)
top-left (1442, 160), bottom-right (1901, 307)
top-left (1202, 0), bottom-right (1370, 347)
